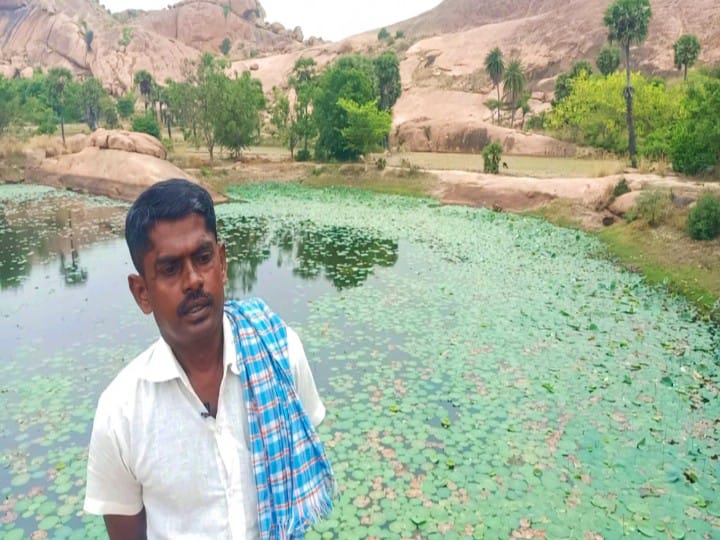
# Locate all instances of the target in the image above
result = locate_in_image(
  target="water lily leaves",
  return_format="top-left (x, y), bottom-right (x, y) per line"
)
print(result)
top-left (3, 183), bottom-right (720, 537)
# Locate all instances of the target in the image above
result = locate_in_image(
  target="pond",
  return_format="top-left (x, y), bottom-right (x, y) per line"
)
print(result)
top-left (1, 183), bottom-right (718, 539)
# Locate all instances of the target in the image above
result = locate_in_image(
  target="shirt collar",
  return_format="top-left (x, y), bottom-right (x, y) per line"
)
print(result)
top-left (141, 314), bottom-right (238, 383)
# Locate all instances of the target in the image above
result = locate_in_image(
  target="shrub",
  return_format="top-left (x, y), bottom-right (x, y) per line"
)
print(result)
top-left (131, 113), bottom-right (160, 139)
top-left (613, 177), bottom-right (630, 198)
top-left (629, 190), bottom-right (671, 227)
top-left (395, 30), bottom-right (405, 39)
top-left (295, 148), bottom-right (312, 162)
top-left (688, 194), bottom-right (720, 240)
top-left (377, 28), bottom-right (390, 41)
top-left (220, 38), bottom-right (232, 56)
top-left (482, 142), bottom-right (503, 174)
top-left (376, 157), bottom-right (387, 170)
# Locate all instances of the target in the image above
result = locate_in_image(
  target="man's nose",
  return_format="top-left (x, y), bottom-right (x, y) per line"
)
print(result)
top-left (182, 260), bottom-right (203, 291)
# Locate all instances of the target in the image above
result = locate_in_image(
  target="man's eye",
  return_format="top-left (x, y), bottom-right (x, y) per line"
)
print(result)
top-left (197, 251), bottom-right (213, 265)
top-left (160, 263), bottom-right (179, 276)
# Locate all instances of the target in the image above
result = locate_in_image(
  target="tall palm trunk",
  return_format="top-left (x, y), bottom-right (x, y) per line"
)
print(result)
top-left (496, 84), bottom-right (501, 125)
top-left (624, 44), bottom-right (638, 168)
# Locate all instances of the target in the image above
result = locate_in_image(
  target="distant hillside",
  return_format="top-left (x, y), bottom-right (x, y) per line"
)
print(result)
top-left (0, 0), bottom-right (305, 93)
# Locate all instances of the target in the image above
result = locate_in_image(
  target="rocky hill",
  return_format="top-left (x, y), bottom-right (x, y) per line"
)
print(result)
top-left (0, 0), bottom-right (305, 93)
top-left (1, 0), bottom-right (719, 154)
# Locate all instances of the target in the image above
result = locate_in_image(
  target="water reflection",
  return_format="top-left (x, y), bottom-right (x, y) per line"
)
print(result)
top-left (0, 195), bottom-right (123, 289)
top-left (221, 217), bottom-right (399, 294)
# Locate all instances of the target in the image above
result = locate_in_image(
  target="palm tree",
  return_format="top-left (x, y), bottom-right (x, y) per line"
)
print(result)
top-left (503, 59), bottom-right (526, 128)
top-left (134, 70), bottom-right (155, 112)
top-left (47, 67), bottom-right (72, 145)
top-left (603, 0), bottom-right (652, 168)
top-left (484, 47), bottom-right (504, 124)
top-left (673, 34), bottom-right (701, 82)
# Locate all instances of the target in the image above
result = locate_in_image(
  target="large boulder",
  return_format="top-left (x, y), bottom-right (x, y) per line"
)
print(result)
top-left (609, 191), bottom-right (642, 217)
top-left (26, 147), bottom-right (225, 203)
top-left (24, 129), bottom-right (225, 203)
top-left (88, 129), bottom-right (166, 160)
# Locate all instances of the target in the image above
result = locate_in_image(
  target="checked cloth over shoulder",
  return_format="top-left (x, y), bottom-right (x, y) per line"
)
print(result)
top-left (224, 298), bottom-right (336, 540)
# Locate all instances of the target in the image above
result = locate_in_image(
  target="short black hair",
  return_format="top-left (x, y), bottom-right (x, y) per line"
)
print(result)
top-left (125, 178), bottom-right (217, 274)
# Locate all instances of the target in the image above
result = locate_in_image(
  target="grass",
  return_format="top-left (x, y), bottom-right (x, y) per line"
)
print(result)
top-left (384, 152), bottom-right (626, 178)
top-left (301, 163), bottom-right (434, 198)
top-left (596, 223), bottom-right (720, 321)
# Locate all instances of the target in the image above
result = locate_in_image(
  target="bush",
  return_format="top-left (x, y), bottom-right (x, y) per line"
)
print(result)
top-left (377, 28), bottom-right (390, 41)
top-left (482, 142), bottom-right (503, 174)
top-left (613, 177), bottom-right (630, 198)
top-left (131, 113), bottom-right (160, 139)
top-left (688, 194), bottom-right (720, 240)
top-left (295, 148), bottom-right (312, 162)
top-left (395, 31), bottom-right (405, 39)
top-left (629, 190), bottom-right (671, 227)
top-left (376, 157), bottom-right (387, 171)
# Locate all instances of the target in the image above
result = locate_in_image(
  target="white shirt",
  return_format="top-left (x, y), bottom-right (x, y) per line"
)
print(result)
top-left (84, 314), bottom-right (325, 540)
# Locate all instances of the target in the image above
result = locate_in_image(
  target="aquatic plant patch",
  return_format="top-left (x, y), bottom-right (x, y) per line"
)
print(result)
top-left (1, 183), bottom-right (718, 538)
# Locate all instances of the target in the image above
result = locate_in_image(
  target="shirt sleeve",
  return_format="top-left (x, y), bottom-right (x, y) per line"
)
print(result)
top-left (84, 393), bottom-right (144, 516)
top-left (286, 326), bottom-right (326, 428)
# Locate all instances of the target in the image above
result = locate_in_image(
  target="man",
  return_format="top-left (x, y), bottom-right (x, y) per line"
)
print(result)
top-left (84, 179), bottom-right (334, 539)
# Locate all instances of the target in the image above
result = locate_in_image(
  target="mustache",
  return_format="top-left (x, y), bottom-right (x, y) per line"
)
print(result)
top-left (177, 289), bottom-right (214, 317)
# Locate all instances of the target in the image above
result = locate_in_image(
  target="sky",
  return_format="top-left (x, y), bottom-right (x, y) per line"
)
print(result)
top-left (100, 0), bottom-right (443, 42)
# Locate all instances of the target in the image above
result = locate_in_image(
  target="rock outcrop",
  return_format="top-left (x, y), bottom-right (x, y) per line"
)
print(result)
top-left (0, 0), bottom-right (303, 94)
top-left (25, 130), bottom-right (225, 203)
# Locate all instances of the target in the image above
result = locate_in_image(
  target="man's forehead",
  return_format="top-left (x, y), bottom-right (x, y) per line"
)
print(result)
top-left (146, 215), bottom-right (215, 252)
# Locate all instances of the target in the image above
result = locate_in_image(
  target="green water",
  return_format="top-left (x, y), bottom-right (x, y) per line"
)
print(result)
top-left (0, 183), bottom-right (718, 539)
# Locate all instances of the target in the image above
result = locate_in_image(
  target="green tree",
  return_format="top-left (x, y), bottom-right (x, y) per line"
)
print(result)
top-left (134, 70), bottom-right (154, 112)
top-left (554, 61), bottom-right (594, 105)
top-left (597, 45), bottom-right (621, 76)
top-left (47, 67), bottom-right (72, 144)
top-left (547, 71), bottom-right (683, 158)
top-left (220, 38), bottom-right (232, 56)
top-left (313, 55), bottom-right (377, 160)
top-left (373, 51), bottom-right (401, 149)
top-left (131, 113), bottom-right (161, 139)
top-left (195, 54), bottom-right (225, 160)
top-left (673, 34), bottom-right (701, 82)
top-left (270, 87), bottom-right (295, 158)
top-left (503, 59), bottom-right (526, 128)
top-left (670, 78), bottom-right (720, 175)
top-left (337, 98), bottom-right (392, 168)
top-left (0, 76), bottom-right (17, 134)
top-left (290, 57), bottom-right (318, 159)
top-left (119, 27), bottom-right (133, 50)
top-left (101, 96), bottom-right (119, 128)
top-left (166, 79), bottom-right (199, 143)
top-left (604, 0), bottom-right (653, 168)
top-left (80, 77), bottom-right (105, 130)
top-left (484, 47), bottom-right (504, 124)
top-left (374, 51), bottom-right (401, 111)
top-left (214, 71), bottom-right (266, 158)
top-left (116, 92), bottom-right (136, 119)
top-left (378, 28), bottom-right (390, 41)
top-left (482, 142), bottom-right (503, 174)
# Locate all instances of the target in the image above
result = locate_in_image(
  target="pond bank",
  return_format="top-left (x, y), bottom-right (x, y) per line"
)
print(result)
top-left (4, 150), bottom-right (718, 322)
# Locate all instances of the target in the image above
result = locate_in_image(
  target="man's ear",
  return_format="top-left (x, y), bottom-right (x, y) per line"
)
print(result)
top-left (128, 274), bottom-right (153, 315)
top-left (219, 242), bottom-right (227, 284)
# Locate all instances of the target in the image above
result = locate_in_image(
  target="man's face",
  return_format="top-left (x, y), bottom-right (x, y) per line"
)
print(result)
top-left (128, 214), bottom-right (227, 350)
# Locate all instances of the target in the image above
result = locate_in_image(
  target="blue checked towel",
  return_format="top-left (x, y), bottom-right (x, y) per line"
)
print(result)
top-left (224, 298), bottom-right (335, 539)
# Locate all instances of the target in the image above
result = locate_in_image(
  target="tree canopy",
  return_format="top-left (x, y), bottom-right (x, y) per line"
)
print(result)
top-left (484, 47), bottom-right (504, 124)
top-left (673, 34), bottom-right (701, 81)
